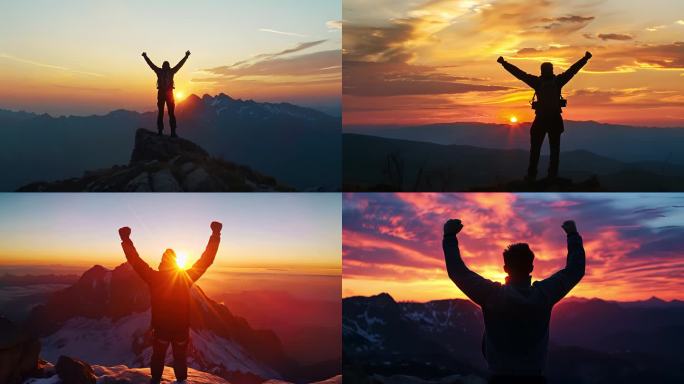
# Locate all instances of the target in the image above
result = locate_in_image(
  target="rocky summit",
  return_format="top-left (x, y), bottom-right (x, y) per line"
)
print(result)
top-left (18, 129), bottom-right (291, 192)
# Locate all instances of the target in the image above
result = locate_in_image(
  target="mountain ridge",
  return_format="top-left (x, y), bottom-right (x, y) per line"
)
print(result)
top-left (0, 93), bottom-right (340, 191)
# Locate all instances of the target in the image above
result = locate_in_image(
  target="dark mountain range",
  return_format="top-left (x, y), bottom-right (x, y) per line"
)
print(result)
top-left (18, 263), bottom-right (339, 384)
top-left (19, 128), bottom-right (289, 192)
top-left (343, 293), bottom-right (684, 384)
top-left (343, 134), bottom-right (684, 191)
top-left (0, 93), bottom-right (340, 191)
top-left (345, 121), bottom-right (684, 165)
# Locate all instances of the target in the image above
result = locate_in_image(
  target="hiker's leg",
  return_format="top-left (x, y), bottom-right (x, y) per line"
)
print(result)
top-left (171, 336), bottom-right (188, 381)
top-left (150, 337), bottom-right (169, 383)
top-left (548, 131), bottom-right (561, 178)
top-left (168, 91), bottom-right (177, 137)
top-left (528, 120), bottom-right (544, 180)
top-left (156, 91), bottom-right (165, 135)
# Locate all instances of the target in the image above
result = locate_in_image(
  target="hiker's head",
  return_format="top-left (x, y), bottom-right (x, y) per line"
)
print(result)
top-left (540, 62), bottom-right (554, 77)
top-left (162, 61), bottom-right (171, 70)
top-left (159, 248), bottom-right (176, 271)
top-left (503, 243), bottom-right (534, 277)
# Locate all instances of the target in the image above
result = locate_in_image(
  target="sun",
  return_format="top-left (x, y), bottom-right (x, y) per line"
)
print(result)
top-left (174, 90), bottom-right (186, 101)
top-left (175, 251), bottom-right (189, 270)
top-left (509, 116), bottom-right (518, 124)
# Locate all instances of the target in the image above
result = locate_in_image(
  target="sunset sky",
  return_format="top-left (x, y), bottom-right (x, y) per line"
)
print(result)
top-left (0, 193), bottom-right (341, 275)
top-left (343, 193), bottom-right (684, 302)
top-left (0, 0), bottom-right (341, 115)
top-left (343, 0), bottom-right (684, 127)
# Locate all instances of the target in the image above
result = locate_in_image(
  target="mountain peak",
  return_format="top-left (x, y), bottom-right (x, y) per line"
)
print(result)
top-left (130, 128), bottom-right (209, 164)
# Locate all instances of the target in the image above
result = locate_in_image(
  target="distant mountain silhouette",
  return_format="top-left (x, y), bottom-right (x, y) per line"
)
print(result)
top-left (14, 263), bottom-right (340, 383)
top-left (18, 129), bottom-right (291, 192)
top-left (0, 94), bottom-right (340, 191)
top-left (345, 121), bottom-right (684, 165)
top-left (343, 293), bottom-right (684, 384)
top-left (343, 134), bottom-right (684, 191)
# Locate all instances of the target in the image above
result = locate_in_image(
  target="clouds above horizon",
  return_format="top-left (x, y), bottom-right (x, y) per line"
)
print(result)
top-left (343, 193), bottom-right (684, 302)
top-left (191, 39), bottom-right (341, 103)
top-left (343, 0), bottom-right (684, 126)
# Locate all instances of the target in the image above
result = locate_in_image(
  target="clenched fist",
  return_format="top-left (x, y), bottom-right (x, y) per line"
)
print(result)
top-left (561, 220), bottom-right (578, 235)
top-left (211, 221), bottom-right (222, 234)
top-left (444, 219), bottom-right (464, 236)
top-left (497, 56), bottom-right (505, 64)
top-left (119, 226), bottom-right (131, 240)
top-left (585, 51), bottom-right (592, 60)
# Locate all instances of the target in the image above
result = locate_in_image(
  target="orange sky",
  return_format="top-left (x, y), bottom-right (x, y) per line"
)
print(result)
top-left (343, 193), bottom-right (684, 302)
top-left (0, 194), bottom-right (341, 275)
top-left (0, 1), bottom-right (340, 115)
top-left (343, 0), bottom-right (684, 127)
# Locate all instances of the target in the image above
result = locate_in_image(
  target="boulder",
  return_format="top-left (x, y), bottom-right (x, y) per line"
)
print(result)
top-left (56, 355), bottom-right (96, 384)
top-left (0, 317), bottom-right (41, 384)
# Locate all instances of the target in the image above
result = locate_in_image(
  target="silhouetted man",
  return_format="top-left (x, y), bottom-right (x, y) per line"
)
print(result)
top-left (443, 219), bottom-right (585, 384)
top-left (142, 51), bottom-right (191, 137)
top-left (498, 52), bottom-right (592, 181)
top-left (118, 221), bottom-right (222, 384)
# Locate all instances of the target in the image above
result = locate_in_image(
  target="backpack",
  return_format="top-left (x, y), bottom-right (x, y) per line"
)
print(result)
top-left (157, 70), bottom-right (174, 90)
top-left (531, 76), bottom-right (566, 112)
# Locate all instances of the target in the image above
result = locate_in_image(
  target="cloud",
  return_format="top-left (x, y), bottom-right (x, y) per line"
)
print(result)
top-left (258, 28), bottom-right (308, 38)
top-left (646, 25), bottom-right (666, 32)
top-left (0, 53), bottom-right (103, 77)
top-left (326, 20), bottom-right (342, 30)
top-left (597, 33), bottom-right (633, 41)
top-left (197, 50), bottom-right (340, 81)
top-left (677, 20), bottom-right (684, 25)
top-left (343, 193), bottom-right (684, 301)
top-left (344, 61), bottom-right (509, 97)
top-left (198, 40), bottom-right (338, 81)
top-left (514, 42), bottom-right (684, 71)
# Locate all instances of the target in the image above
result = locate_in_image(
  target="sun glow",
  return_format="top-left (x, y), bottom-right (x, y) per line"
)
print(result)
top-left (175, 251), bottom-right (189, 270)
top-left (509, 116), bottom-right (518, 124)
top-left (174, 90), bottom-right (186, 101)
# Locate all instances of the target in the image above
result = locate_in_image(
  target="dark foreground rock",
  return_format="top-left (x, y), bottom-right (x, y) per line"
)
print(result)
top-left (0, 317), bottom-right (41, 384)
top-left (18, 129), bottom-right (292, 192)
top-left (56, 356), bottom-right (96, 384)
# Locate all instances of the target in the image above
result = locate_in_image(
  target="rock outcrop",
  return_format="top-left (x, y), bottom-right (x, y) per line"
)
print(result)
top-left (0, 317), bottom-right (41, 384)
top-left (18, 129), bottom-right (292, 192)
top-left (55, 356), bottom-right (96, 384)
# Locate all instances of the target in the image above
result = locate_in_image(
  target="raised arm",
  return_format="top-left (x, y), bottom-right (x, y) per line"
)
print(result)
top-left (497, 56), bottom-right (537, 88)
top-left (172, 50), bottom-right (191, 73)
top-left (557, 52), bottom-right (591, 87)
top-left (536, 220), bottom-right (586, 304)
top-left (443, 219), bottom-right (500, 306)
top-left (187, 221), bottom-right (222, 282)
top-left (119, 227), bottom-right (154, 283)
top-left (142, 52), bottom-right (160, 72)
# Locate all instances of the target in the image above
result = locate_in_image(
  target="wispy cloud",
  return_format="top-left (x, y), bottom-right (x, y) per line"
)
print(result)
top-left (326, 20), bottom-right (342, 30)
top-left (258, 28), bottom-right (309, 38)
top-left (0, 53), bottom-right (103, 77)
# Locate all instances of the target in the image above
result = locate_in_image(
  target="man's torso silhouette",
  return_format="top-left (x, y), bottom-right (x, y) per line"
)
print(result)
top-left (443, 233), bottom-right (585, 378)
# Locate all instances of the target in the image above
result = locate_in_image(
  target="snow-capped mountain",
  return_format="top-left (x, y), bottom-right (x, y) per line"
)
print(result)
top-left (343, 293), bottom-right (684, 384)
top-left (25, 263), bottom-right (294, 383)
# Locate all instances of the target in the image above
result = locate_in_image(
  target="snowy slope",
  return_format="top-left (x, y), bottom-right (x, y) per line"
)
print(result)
top-left (40, 310), bottom-right (280, 380)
